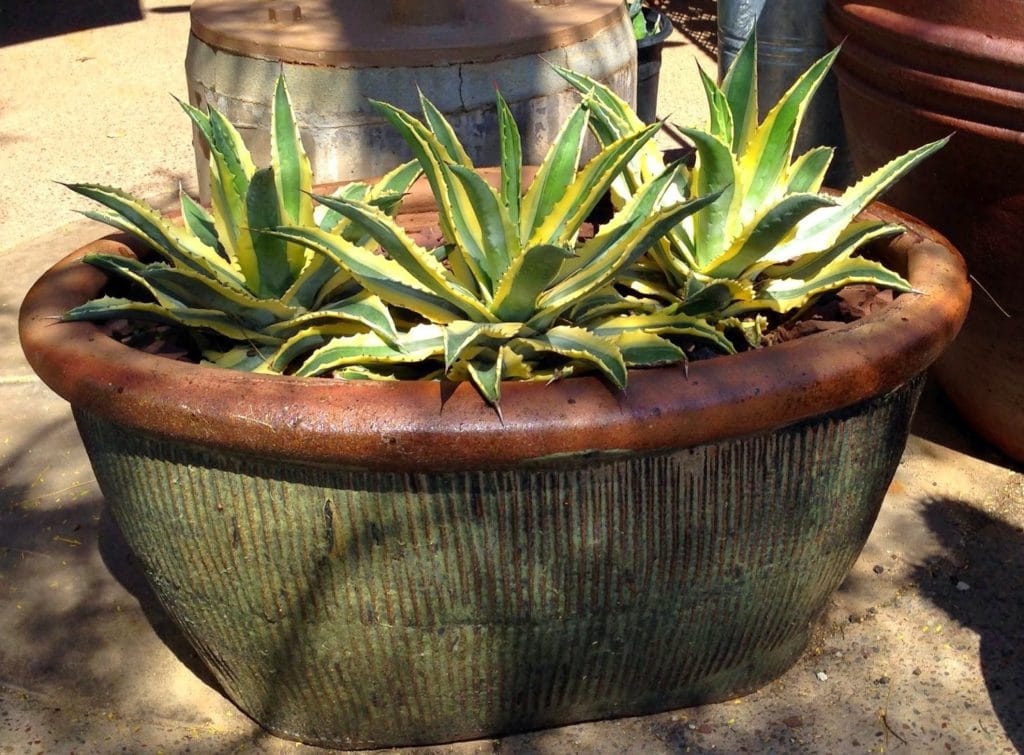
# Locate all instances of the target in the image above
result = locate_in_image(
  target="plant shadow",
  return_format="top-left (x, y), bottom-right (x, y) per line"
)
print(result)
top-left (913, 496), bottom-right (1024, 751)
top-left (95, 505), bottom-right (226, 695)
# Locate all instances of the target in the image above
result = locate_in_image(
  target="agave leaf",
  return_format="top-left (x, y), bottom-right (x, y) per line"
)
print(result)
top-left (419, 89), bottom-right (474, 167)
top-left (558, 73), bottom-right (668, 204)
top-left (538, 168), bottom-right (720, 318)
top-left (527, 120), bottom-right (663, 248)
top-left (464, 347), bottom-right (506, 408)
top-left (84, 253), bottom-right (296, 329)
top-left (677, 127), bottom-right (739, 267)
top-left (721, 31), bottom-right (758, 153)
top-left (300, 197), bottom-right (492, 320)
top-left (590, 308), bottom-right (734, 353)
top-left (786, 146), bottom-right (834, 194)
top-left (205, 107), bottom-right (259, 286)
top-left (280, 248), bottom-right (347, 309)
top-left (704, 192), bottom-right (837, 279)
top-left (65, 184), bottom-right (244, 288)
top-left (738, 47), bottom-right (840, 218)
top-left (496, 91), bottom-right (523, 233)
top-left (265, 224), bottom-right (492, 323)
top-left (607, 330), bottom-right (687, 367)
top-left (678, 276), bottom-right (752, 317)
top-left (564, 88), bottom-right (648, 204)
top-left (270, 76), bottom-right (314, 277)
top-left (178, 188), bottom-right (222, 254)
top-left (729, 255), bottom-right (914, 315)
top-left (311, 267), bottom-right (362, 308)
top-left (316, 181), bottom-right (371, 231)
top-left (571, 287), bottom-right (662, 324)
top-left (246, 167), bottom-right (292, 297)
top-left (442, 320), bottom-right (524, 372)
top-left (491, 244), bottom-right (574, 323)
top-left (444, 163), bottom-right (516, 295)
top-left (176, 97), bottom-right (214, 149)
top-left (519, 103), bottom-right (589, 241)
top-left (295, 323), bottom-right (444, 377)
top-left (765, 137), bottom-right (949, 264)
top-left (271, 77), bottom-right (313, 226)
top-left (551, 65), bottom-right (646, 145)
top-left (262, 322), bottom-right (371, 373)
top-left (513, 325), bottom-right (627, 389)
top-left (615, 257), bottom-right (681, 299)
top-left (314, 174), bottom-right (411, 239)
top-left (370, 99), bottom-right (461, 243)
top-left (760, 220), bottom-right (903, 281)
top-left (370, 98), bottom-right (500, 293)
top-left (370, 159), bottom-right (422, 202)
top-left (205, 345), bottom-right (272, 372)
top-left (63, 297), bottom-right (281, 344)
top-left (264, 290), bottom-right (399, 344)
top-left (697, 65), bottom-right (734, 146)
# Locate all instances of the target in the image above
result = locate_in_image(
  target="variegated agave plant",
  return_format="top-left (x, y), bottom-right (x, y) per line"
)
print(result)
top-left (267, 91), bottom-right (724, 406)
top-left (556, 33), bottom-right (948, 346)
top-left (62, 76), bottom-right (421, 372)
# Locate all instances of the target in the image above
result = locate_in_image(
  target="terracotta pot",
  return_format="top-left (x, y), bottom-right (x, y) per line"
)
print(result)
top-left (826, 0), bottom-right (1024, 461)
top-left (19, 189), bottom-right (968, 748)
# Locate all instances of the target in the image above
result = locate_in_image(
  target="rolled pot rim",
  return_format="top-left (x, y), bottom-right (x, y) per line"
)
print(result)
top-left (18, 200), bottom-right (970, 472)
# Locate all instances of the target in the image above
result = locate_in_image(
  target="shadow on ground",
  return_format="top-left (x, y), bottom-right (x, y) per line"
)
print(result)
top-left (914, 497), bottom-right (1024, 752)
top-left (655, 0), bottom-right (718, 60)
top-left (0, 1), bottom-right (143, 47)
top-left (911, 378), bottom-right (1024, 474)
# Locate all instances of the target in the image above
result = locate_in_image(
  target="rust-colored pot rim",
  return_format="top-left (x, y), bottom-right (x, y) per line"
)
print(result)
top-left (832, 61), bottom-right (1024, 146)
top-left (18, 201), bottom-right (969, 473)
top-left (826, 1), bottom-right (1024, 75)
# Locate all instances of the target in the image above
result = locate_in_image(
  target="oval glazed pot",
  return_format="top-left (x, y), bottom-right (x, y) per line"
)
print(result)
top-left (19, 196), bottom-right (968, 749)
top-left (826, 0), bottom-right (1024, 461)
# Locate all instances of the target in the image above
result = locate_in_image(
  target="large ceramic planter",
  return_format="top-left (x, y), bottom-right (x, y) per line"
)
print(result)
top-left (19, 190), bottom-right (968, 748)
top-left (826, 0), bottom-right (1024, 461)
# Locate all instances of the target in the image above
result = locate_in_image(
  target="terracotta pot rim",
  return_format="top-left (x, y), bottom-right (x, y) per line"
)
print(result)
top-left (18, 201), bottom-right (969, 472)
top-left (833, 64), bottom-right (1024, 144)
top-left (827, 2), bottom-right (1024, 75)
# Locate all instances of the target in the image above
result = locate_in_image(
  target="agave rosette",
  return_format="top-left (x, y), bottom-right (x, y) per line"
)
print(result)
top-left (268, 91), bottom-right (726, 406)
top-left (556, 34), bottom-right (948, 345)
top-left (62, 76), bottom-right (422, 372)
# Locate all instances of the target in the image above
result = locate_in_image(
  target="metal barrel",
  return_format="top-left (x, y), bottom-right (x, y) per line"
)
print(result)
top-left (717, 0), bottom-right (851, 185)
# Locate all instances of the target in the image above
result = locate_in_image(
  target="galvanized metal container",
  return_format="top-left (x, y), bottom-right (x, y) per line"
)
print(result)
top-left (718, 0), bottom-right (852, 185)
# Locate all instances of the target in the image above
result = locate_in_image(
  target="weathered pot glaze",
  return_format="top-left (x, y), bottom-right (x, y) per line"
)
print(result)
top-left (19, 199), bottom-right (968, 748)
top-left (827, 0), bottom-right (1024, 461)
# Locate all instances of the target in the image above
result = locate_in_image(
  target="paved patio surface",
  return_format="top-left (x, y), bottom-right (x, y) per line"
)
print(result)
top-left (1, 1), bottom-right (1021, 753)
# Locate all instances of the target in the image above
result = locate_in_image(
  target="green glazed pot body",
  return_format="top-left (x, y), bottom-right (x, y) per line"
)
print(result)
top-left (74, 379), bottom-right (918, 749)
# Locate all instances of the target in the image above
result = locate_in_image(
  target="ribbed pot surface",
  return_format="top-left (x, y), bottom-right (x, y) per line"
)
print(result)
top-left (75, 379), bottom-right (919, 748)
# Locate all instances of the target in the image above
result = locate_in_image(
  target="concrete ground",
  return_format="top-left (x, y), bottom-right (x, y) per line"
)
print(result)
top-left (1, 1), bottom-right (1022, 753)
